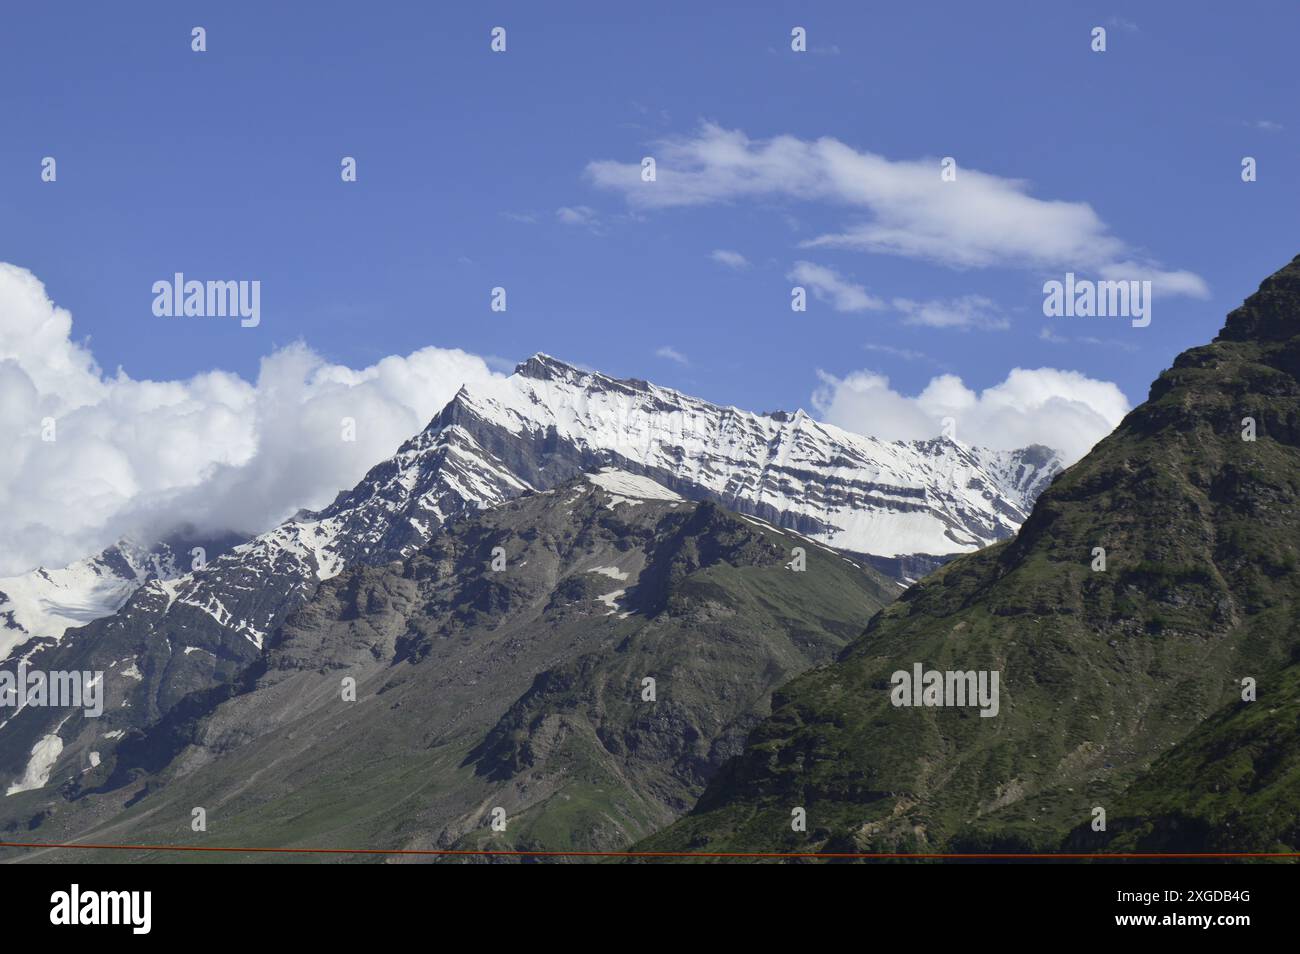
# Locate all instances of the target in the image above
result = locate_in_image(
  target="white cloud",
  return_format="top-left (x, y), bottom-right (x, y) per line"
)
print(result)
top-left (655, 345), bottom-right (690, 366)
top-left (891, 294), bottom-right (1008, 331)
top-left (1039, 326), bottom-right (1138, 352)
top-left (588, 123), bottom-right (1207, 297)
top-left (787, 261), bottom-right (885, 312)
top-left (710, 249), bottom-right (750, 270)
top-left (0, 263), bottom-right (504, 576)
top-left (812, 365), bottom-right (1129, 465)
top-left (863, 343), bottom-right (928, 362)
top-left (1095, 260), bottom-right (1208, 299)
top-left (1248, 120), bottom-right (1284, 132)
top-left (556, 205), bottom-right (599, 227)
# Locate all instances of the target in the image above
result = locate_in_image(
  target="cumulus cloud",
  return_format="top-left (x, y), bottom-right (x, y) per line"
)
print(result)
top-left (710, 249), bottom-right (750, 270)
top-left (787, 261), bottom-right (885, 312)
top-left (812, 365), bottom-right (1130, 465)
top-left (588, 123), bottom-right (1208, 297)
top-left (0, 263), bottom-right (504, 576)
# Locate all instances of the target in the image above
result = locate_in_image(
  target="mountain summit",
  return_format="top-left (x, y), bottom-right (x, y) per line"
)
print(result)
top-left (448, 353), bottom-right (1062, 570)
top-left (1218, 252), bottom-right (1300, 343)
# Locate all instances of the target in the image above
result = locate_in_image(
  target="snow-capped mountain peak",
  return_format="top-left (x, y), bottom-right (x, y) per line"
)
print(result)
top-left (445, 354), bottom-right (1062, 564)
top-left (0, 353), bottom-right (1064, 801)
top-left (0, 354), bottom-right (1061, 665)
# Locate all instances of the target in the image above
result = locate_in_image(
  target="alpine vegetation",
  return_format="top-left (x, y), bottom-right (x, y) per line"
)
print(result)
top-left (890, 664), bottom-right (1000, 718)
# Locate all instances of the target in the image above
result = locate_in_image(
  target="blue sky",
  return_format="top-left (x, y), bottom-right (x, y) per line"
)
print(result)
top-left (2, 1), bottom-right (1295, 412)
top-left (1, 1), bottom-right (1298, 572)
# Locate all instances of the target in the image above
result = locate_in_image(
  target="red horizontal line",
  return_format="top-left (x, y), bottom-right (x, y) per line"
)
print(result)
top-left (1, 841), bottom-right (1297, 859)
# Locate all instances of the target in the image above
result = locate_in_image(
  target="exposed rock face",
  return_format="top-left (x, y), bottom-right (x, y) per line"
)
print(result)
top-left (0, 472), bottom-right (897, 857)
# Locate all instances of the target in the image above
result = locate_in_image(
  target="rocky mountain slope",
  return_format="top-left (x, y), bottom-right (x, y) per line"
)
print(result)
top-left (0, 471), bottom-right (896, 859)
top-left (443, 355), bottom-right (1062, 574)
top-left (635, 255), bottom-right (1300, 859)
top-left (0, 354), bottom-right (1059, 801)
top-left (0, 534), bottom-right (240, 662)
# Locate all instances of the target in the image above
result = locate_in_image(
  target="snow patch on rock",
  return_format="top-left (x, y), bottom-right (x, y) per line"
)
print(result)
top-left (587, 469), bottom-right (683, 506)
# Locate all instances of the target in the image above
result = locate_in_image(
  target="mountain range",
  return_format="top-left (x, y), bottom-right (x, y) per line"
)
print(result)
top-left (10, 245), bottom-right (1297, 862)
top-left (0, 354), bottom-right (1061, 658)
top-left (3, 469), bottom-right (897, 857)
top-left (0, 355), bottom-right (1059, 813)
